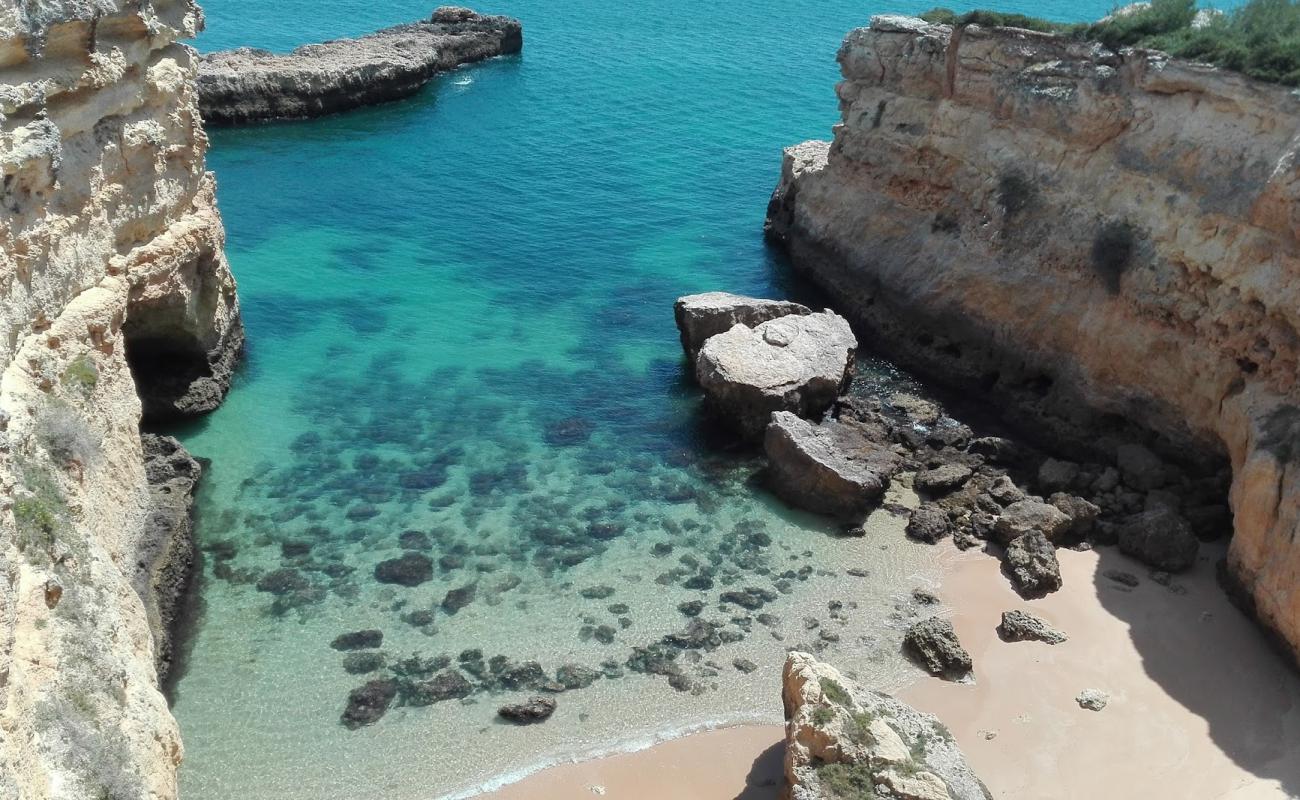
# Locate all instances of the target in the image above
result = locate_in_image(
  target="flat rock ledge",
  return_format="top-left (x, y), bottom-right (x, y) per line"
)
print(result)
top-left (765, 411), bottom-right (900, 518)
top-left (783, 651), bottom-right (991, 800)
top-left (696, 311), bottom-right (856, 440)
top-left (674, 292), bottom-right (811, 362)
top-left (198, 7), bottom-right (524, 125)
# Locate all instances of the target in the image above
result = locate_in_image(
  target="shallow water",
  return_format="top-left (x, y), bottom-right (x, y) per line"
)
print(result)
top-left (174, 0), bottom-right (1119, 796)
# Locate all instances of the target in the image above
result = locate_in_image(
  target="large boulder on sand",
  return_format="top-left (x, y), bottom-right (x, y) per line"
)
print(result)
top-left (1117, 507), bottom-right (1199, 572)
top-left (1003, 531), bottom-right (1062, 598)
top-left (674, 292), bottom-right (810, 361)
top-left (783, 651), bottom-right (991, 800)
top-left (764, 412), bottom-right (900, 517)
top-left (697, 311), bottom-right (856, 439)
top-left (993, 499), bottom-right (1072, 545)
top-left (903, 617), bottom-right (973, 679)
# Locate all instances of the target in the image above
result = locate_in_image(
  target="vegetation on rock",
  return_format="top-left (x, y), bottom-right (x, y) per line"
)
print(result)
top-left (922, 0), bottom-right (1300, 86)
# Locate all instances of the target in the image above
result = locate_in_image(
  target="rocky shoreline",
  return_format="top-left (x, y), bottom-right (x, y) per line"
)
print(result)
top-left (765, 15), bottom-right (1300, 667)
top-left (197, 7), bottom-right (524, 125)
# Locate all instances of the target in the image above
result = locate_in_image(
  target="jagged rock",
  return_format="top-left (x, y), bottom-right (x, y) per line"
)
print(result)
top-left (967, 437), bottom-right (1025, 466)
top-left (330, 630), bottom-right (383, 651)
top-left (137, 434), bottom-right (202, 681)
top-left (764, 411), bottom-right (899, 516)
top-left (697, 312), bottom-right (857, 440)
top-left (1003, 531), bottom-right (1062, 598)
top-left (1117, 508), bottom-right (1199, 572)
top-left (907, 505), bottom-right (952, 544)
top-left (498, 696), bottom-right (557, 724)
top-left (914, 464), bottom-right (973, 495)
top-left (342, 652), bottom-right (386, 675)
top-left (556, 664), bottom-right (601, 689)
top-left (198, 8), bottom-right (524, 124)
top-left (1116, 444), bottom-right (1167, 491)
top-left (1037, 458), bottom-right (1081, 492)
top-left (720, 587), bottom-right (778, 610)
top-left (374, 553), bottom-right (434, 587)
top-left (1049, 492), bottom-right (1101, 541)
top-left (734, 658), bottom-right (759, 674)
top-left (997, 611), bottom-right (1067, 644)
top-left (341, 679), bottom-right (399, 729)
top-left (903, 617), bottom-right (973, 678)
top-left (782, 652), bottom-right (991, 800)
top-left (1076, 689), bottom-right (1110, 711)
top-left (993, 499), bottom-right (1072, 545)
top-left (986, 475), bottom-right (1026, 507)
top-left (674, 292), bottom-right (811, 361)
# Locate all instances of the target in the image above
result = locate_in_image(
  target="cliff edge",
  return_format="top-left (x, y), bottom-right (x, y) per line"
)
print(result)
top-left (1, 1), bottom-right (240, 797)
top-left (768, 16), bottom-right (1300, 665)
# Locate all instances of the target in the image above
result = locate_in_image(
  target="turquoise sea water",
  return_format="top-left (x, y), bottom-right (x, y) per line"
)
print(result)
top-left (173, 0), bottom-right (1121, 797)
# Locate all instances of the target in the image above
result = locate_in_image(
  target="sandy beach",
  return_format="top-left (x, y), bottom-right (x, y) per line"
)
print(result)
top-left (484, 544), bottom-right (1300, 800)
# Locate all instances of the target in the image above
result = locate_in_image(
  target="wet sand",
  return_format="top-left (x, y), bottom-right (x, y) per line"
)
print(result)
top-left (483, 544), bottom-right (1300, 800)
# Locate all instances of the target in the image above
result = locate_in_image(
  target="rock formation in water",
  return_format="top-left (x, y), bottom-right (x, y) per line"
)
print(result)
top-left (767, 14), bottom-right (1300, 666)
top-left (765, 411), bottom-right (900, 517)
top-left (782, 651), bottom-right (991, 800)
top-left (675, 292), bottom-right (812, 361)
top-left (197, 7), bottom-right (524, 125)
top-left (0, 2), bottom-right (241, 797)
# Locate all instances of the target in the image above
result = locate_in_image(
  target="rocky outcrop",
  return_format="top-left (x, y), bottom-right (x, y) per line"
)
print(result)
top-left (764, 411), bottom-right (900, 517)
top-left (782, 651), bottom-right (991, 800)
top-left (1, 2), bottom-right (240, 798)
top-left (766, 14), bottom-right (1300, 665)
top-left (137, 434), bottom-right (203, 681)
top-left (675, 292), bottom-right (811, 362)
top-left (197, 7), bottom-right (524, 125)
top-left (903, 617), bottom-right (973, 679)
top-left (696, 312), bottom-right (856, 439)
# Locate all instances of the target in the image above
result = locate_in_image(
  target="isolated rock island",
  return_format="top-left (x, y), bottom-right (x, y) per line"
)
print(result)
top-left (198, 7), bottom-right (523, 125)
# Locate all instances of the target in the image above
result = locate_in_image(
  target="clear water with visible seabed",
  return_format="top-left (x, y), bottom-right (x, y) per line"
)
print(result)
top-left (173, 0), bottom-right (1118, 796)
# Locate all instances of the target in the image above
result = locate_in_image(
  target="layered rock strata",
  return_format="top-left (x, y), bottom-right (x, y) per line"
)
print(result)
top-left (768, 15), bottom-right (1300, 665)
top-left (782, 651), bottom-right (990, 800)
top-left (0, 2), bottom-right (240, 797)
top-left (197, 6), bottom-right (524, 125)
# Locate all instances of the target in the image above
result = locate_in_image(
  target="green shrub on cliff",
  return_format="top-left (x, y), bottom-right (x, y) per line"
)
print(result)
top-left (920, 0), bottom-right (1300, 86)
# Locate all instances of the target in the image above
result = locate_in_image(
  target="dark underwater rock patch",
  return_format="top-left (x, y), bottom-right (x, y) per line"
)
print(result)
top-left (375, 553), bottom-right (433, 587)
top-left (341, 678), bottom-right (398, 729)
top-left (441, 582), bottom-right (478, 613)
top-left (331, 629), bottom-right (383, 651)
top-left (498, 696), bottom-right (556, 725)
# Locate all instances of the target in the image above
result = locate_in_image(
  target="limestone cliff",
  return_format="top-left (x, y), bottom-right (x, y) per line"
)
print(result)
top-left (0, 2), bottom-right (240, 797)
top-left (768, 16), bottom-right (1300, 665)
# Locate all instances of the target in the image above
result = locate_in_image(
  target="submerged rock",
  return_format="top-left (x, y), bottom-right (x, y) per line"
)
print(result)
top-left (331, 629), bottom-right (383, 651)
top-left (404, 670), bottom-right (474, 705)
top-left (341, 678), bottom-right (399, 729)
top-left (697, 312), bottom-right (856, 440)
top-left (199, 8), bottom-right (524, 124)
top-left (764, 411), bottom-right (899, 517)
top-left (1117, 508), bottom-right (1199, 572)
top-left (903, 617), bottom-right (973, 679)
top-left (1003, 531), bottom-right (1062, 598)
top-left (498, 696), bottom-right (557, 724)
top-left (996, 610), bottom-right (1067, 645)
top-left (674, 292), bottom-right (811, 361)
top-left (782, 651), bottom-right (991, 800)
top-left (374, 553), bottom-right (434, 587)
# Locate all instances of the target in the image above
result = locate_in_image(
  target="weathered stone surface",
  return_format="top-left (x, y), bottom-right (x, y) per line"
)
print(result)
top-left (764, 411), bottom-right (899, 516)
top-left (1076, 689), bottom-right (1110, 711)
top-left (374, 552), bottom-right (434, 587)
top-left (1049, 492), bottom-right (1101, 541)
top-left (674, 292), bottom-right (810, 361)
top-left (498, 696), bottom-right (557, 724)
top-left (697, 312), bottom-right (856, 439)
top-left (1117, 508), bottom-right (1200, 572)
top-left (906, 504), bottom-right (952, 544)
top-left (903, 617), bottom-right (973, 678)
top-left (1003, 531), bottom-right (1063, 598)
top-left (993, 499), bottom-right (1072, 546)
top-left (997, 610), bottom-right (1067, 645)
top-left (782, 651), bottom-right (991, 800)
top-left (765, 13), bottom-right (1300, 666)
top-left (199, 8), bottom-right (524, 124)
top-left (1116, 444), bottom-right (1167, 491)
top-left (1, 3), bottom-right (241, 796)
top-left (136, 435), bottom-right (202, 681)
top-left (914, 464), bottom-right (973, 495)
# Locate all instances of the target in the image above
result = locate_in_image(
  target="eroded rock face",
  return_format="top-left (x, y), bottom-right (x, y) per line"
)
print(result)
top-left (1003, 531), bottom-right (1063, 598)
top-left (903, 617), bottom-right (973, 679)
top-left (764, 411), bottom-right (900, 517)
top-left (198, 7), bottom-right (524, 125)
top-left (1117, 508), bottom-right (1199, 572)
top-left (0, 4), bottom-right (240, 797)
top-left (674, 292), bottom-right (811, 362)
top-left (697, 312), bottom-right (856, 439)
top-left (782, 651), bottom-right (991, 800)
top-left (766, 14), bottom-right (1300, 665)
